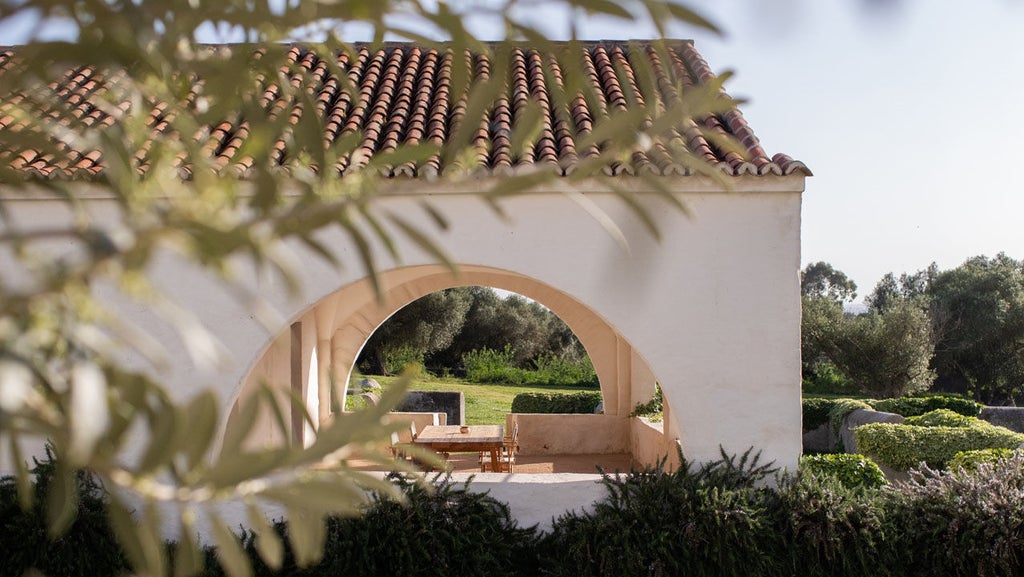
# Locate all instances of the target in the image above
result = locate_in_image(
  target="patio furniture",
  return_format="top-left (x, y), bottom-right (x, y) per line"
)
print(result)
top-left (479, 422), bottom-right (519, 473)
top-left (413, 425), bottom-right (504, 471)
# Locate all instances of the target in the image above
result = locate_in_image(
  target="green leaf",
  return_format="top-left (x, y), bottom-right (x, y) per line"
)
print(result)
top-left (8, 435), bottom-right (34, 511)
top-left (247, 501), bottom-right (284, 571)
top-left (109, 495), bottom-right (150, 576)
top-left (210, 514), bottom-right (253, 577)
top-left (180, 390), bottom-right (219, 472)
top-left (46, 458), bottom-right (77, 538)
top-left (284, 507), bottom-right (327, 567)
top-left (173, 513), bottom-right (203, 577)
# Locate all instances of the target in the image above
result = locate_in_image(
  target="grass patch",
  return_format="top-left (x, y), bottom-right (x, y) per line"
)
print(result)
top-left (349, 374), bottom-right (597, 425)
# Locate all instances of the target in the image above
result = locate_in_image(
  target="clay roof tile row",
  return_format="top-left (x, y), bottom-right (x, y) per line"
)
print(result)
top-left (0, 41), bottom-right (809, 182)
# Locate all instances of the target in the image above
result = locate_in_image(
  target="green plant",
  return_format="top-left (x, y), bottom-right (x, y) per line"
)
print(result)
top-left (510, 391), bottom-right (603, 414)
top-left (628, 384), bottom-right (663, 419)
top-left (541, 449), bottom-right (781, 577)
top-left (0, 447), bottom-right (128, 577)
top-left (530, 353), bottom-right (599, 388)
top-left (217, 474), bottom-right (541, 577)
top-left (799, 454), bottom-right (887, 490)
top-left (774, 471), bottom-right (888, 576)
top-left (802, 397), bottom-right (839, 432)
top-left (948, 448), bottom-right (1016, 472)
top-left (883, 451), bottom-right (1024, 576)
top-left (854, 421), bottom-right (1024, 470)
top-left (382, 345), bottom-right (427, 377)
top-left (829, 399), bottom-right (873, 434)
top-left (802, 362), bottom-right (851, 395)
top-left (870, 395), bottom-right (982, 418)
top-left (903, 408), bottom-right (974, 428)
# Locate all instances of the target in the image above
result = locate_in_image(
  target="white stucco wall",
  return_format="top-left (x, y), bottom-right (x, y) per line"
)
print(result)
top-left (1, 174), bottom-right (804, 475)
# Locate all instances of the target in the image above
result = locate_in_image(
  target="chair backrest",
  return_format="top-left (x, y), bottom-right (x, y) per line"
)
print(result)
top-left (506, 422), bottom-right (519, 452)
top-left (409, 421), bottom-right (418, 440)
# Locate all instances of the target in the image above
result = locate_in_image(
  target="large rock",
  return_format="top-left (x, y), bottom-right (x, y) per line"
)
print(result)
top-left (802, 423), bottom-right (835, 454)
top-left (349, 377), bottom-right (381, 394)
top-left (980, 407), bottom-right (1024, 433)
top-left (840, 409), bottom-right (904, 454)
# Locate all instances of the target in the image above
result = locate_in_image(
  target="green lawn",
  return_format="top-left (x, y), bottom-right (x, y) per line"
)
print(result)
top-left (348, 374), bottom-right (598, 424)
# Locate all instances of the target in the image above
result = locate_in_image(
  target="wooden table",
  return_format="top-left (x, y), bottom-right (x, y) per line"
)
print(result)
top-left (413, 425), bottom-right (505, 472)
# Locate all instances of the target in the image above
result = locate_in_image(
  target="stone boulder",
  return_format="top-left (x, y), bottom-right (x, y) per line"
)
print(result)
top-left (349, 377), bottom-right (381, 394)
top-left (840, 408), bottom-right (904, 454)
top-left (980, 407), bottom-right (1024, 433)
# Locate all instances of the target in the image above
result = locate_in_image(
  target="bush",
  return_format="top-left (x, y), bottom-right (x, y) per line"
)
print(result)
top-left (870, 395), bottom-right (982, 418)
top-left (0, 447), bottom-right (128, 577)
top-left (802, 362), bottom-right (851, 395)
top-left (628, 384), bottom-right (662, 419)
top-left (948, 448), bottom-right (1016, 472)
top-left (462, 346), bottom-right (598, 388)
top-left (541, 450), bottom-right (782, 577)
top-left (510, 391), bottom-right (603, 414)
top-left (829, 399), bottom-right (873, 434)
top-left (382, 345), bottom-right (426, 377)
top-left (903, 408), bottom-right (974, 428)
top-left (883, 452), bottom-right (1024, 576)
top-left (216, 474), bottom-right (540, 577)
top-left (854, 421), bottom-right (1024, 470)
top-left (530, 353), bottom-right (598, 388)
top-left (802, 397), bottom-right (837, 432)
top-left (774, 472), bottom-right (888, 576)
top-left (799, 454), bottom-right (887, 490)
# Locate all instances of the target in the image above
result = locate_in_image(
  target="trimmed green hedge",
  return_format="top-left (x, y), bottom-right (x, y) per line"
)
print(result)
top-left (799, 454), bottom-right (887, 490)
top-left (854, 420), bottom-right (1024, 470)
top-left (870, 395), bottom-right (982, 418)
top-left (903, 408), bottom-right (974, 428)
top-left (802, 398), bottom-right (836, 432)
top-left (510, 391), bottom-right (602, 414)
top-left (802, 395), bottom-right (985, 432)
top-left (948, 448), bottom-right (1016, 472)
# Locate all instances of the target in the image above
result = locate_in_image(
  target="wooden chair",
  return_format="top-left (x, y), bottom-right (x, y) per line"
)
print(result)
top-left (480, 422), bottom-right (518, 472)
top-left (389, 421), bottom-right (419, 460)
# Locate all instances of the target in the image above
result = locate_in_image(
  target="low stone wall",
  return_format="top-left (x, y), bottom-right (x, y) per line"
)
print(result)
top-left (630, 418), bottom-right (681, 470)
top-left (395, 391), bottom-right (464, 426)
top-left (383, 411), bottom-right (447, 431)
top-left (980, 407), bottom-right (1024, 433)
top-left (506, 413), bottom-right (630, 455)
top-left (840, 409), bottom-right (904, 454)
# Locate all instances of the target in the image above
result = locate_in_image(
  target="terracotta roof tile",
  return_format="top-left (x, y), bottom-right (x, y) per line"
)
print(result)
top-left (0, 41), bottom-right (809, 181)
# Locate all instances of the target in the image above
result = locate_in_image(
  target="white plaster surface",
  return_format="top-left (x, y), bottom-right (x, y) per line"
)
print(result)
top-left (446, 472), bottom-right (612, 531)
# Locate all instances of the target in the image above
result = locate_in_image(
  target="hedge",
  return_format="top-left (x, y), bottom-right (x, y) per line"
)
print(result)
top-left (870, 395), bottom-right (982, 418)
top-left (854, 421), bottom-right (1024, 470)
top-left (510, 391), bottom-right (602, 414)
top-left (799, 454), bottom-right (887, 490)
top-left (948, 448), bottom-right (1016, 472)
top-left (903, 408), bottom-right (975, 428)
top-left (802, 395), bottom-right (985, 432)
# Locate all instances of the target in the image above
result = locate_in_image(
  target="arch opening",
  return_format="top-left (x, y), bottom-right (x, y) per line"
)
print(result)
top-left (227, 264), bottom-right (681, 472)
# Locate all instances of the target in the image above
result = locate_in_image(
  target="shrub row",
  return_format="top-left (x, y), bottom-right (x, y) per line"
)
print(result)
top-left (12, 451), bottom-right (1024, 577)
top-left (855, 419), bottom-right (1024, 470)
top-left (802, 394), bottom-right (984, 432)
top-left (462, 346), bottom-right (598, 388)
top-left (509, 391), bottom-right (603, 414)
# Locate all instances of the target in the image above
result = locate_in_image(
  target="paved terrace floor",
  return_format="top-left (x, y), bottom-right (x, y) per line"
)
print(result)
top-left (348, 452), bottom-right (635, 474)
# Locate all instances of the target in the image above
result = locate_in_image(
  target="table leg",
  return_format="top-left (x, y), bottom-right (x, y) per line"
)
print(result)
top-left (489, 448), bottom-right (500, 472)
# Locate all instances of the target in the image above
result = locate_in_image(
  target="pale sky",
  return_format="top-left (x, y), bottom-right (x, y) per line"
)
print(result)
top-left (2, 1), bottom-right (1021, 302)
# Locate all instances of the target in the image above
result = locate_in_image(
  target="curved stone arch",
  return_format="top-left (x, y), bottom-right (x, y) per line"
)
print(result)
top-left (229, 263), bottom-right (662, 452)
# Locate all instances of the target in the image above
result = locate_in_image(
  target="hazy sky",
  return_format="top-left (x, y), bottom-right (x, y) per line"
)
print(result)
top-left (2, 1), bottom-right (1021, 302)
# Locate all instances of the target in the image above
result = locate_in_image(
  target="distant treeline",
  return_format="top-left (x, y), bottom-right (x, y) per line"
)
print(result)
top-left (802, 253), bottom-right (1024, 404)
